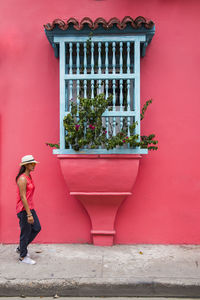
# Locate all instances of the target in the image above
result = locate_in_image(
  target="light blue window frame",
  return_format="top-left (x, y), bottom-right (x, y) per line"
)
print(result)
top-left (45, 21), bottom-right (155, 155)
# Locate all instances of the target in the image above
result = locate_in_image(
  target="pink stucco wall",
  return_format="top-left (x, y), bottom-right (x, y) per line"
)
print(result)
top-left (0, 0), bottom-right (200, 244)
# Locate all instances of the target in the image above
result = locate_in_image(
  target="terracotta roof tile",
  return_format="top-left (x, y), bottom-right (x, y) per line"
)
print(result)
top-left (44, 16), bottom-right (154, 31)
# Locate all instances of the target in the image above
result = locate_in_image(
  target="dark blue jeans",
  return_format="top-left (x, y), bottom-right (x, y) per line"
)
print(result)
top-left (17, 209), bottom-right (41, 258)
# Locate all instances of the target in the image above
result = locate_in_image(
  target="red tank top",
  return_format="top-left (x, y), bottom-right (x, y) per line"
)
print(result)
top-left (16, 174), bottom-right (35, 214)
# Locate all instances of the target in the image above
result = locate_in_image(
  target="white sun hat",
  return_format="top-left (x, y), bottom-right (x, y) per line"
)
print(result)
top-left (20, 155), bottom-right (39, 166)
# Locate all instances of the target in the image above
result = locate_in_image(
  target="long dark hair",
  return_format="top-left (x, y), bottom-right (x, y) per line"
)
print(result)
top-left (16, 165), bottom-right (26, 182)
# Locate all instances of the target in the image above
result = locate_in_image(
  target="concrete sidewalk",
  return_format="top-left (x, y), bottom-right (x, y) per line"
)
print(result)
top-left (1, 244), bottom-right (200, 297)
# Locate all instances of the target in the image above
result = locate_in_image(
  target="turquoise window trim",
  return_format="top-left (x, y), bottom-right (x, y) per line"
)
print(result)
top-left (44, 21), bottom-right (155, 155)
top-left (53, 148), bottom-right (148, 155)
top-left (45, 20), bottom-right (155, 58)
top-left (54, 36), bottom-right (146, 42)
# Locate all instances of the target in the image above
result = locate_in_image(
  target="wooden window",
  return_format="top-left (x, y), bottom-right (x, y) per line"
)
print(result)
top-left (44, 17), bottom-right (155, 154)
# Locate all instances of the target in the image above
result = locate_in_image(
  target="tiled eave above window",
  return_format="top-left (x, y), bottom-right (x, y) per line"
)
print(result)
top-left (44, 16), bottom-right (155, 58)
top-left (44, 16), bottom-right (154, 31)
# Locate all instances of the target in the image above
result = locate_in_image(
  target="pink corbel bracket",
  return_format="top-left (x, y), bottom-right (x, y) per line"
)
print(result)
top-left (57, 154), bottom-right (141, 246)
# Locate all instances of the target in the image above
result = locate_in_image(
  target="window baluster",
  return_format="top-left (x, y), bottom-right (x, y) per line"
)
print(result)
top-left (69, 80), bottom-right (73, 112)
top-left (127, 79), bottom-right (130, 139)
top-left (120, 42), bottom-right (123, 74)
top-left (105, 42), bottom-right (108, 74)
top-left (127, 117), bottom-right (130, 137)
top-left (77, 80), bottom-right (80, 121)
top-left (83, 42), bottom-right (87, 99)
top-left (84, 42), bottom-right (87, 74)
top-left (112, 79), bottom-right (116, 136)
top-left (98, 42), bottom-right (102, 74)
top-left (77, 80), bottom-right (80, 97)
top-left (91, 42), bottom-right (94, 74)
top-left (105, 79), bottom-right (109, 99)
top-left (112, 42), bottom-right (116, 74)
top-left (127, 79), bottom-right (130, 111)
top-left (76, 42), bottom-right (80, 74)
top-left (127, 42), bottom-right (130, 74)
top-left (112, 79), bottom-right (116, 110)
top-left (98, 80), bottom-right (101, 95)
top-left (105, 80), bottom-right (109, 139)
top-left (120, 79), bottom-right (123, 130)
top-left (69, 42), bottom-right (73, 74)
top-left (91, 79), bottom-right (94, 98)
top-left (65, 82), bottom-right (68, 112)
top-left (84, 80), bottom-right (87, 98)
top-left (84, 122), bottom-right (87, 149)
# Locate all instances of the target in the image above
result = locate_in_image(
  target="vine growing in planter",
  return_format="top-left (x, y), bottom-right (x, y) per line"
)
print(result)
top-left (47, 94), bottom-right (158, 151)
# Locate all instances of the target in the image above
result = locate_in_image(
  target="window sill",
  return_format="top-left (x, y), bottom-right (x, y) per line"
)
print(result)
top-left (53, 148), bottom-right (148, 155)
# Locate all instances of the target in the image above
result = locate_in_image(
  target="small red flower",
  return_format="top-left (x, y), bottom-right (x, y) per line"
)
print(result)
top-left (89, 124), bottom-right (95, 130)
top-left (75, 124), bottom-right (80, 131)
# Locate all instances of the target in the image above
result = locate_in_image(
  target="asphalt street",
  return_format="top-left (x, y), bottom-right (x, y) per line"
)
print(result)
top-left (1, 298), bottom-right (200, 300)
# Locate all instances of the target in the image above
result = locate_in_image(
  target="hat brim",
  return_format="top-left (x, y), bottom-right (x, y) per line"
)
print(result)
top-left (20, 160), bottom-right (39, 166)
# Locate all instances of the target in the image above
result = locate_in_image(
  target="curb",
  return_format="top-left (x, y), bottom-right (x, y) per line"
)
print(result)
top-left (1, 278), bottom-right (200, 297)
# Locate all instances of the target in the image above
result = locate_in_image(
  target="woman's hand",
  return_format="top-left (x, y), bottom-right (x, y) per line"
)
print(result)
top-left (27, 215), bottom-right (34, 224)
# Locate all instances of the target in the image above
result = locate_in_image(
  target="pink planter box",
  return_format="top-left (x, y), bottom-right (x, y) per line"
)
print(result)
top-left (57, 154), bottom-right (141, 246)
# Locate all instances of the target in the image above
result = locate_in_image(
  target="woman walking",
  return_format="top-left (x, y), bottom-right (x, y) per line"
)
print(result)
top-left (16, 155), bottom-right (41, 265)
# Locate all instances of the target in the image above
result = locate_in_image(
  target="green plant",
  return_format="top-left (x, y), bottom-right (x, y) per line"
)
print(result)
top-left (46, 94), bottom-right (158, 151)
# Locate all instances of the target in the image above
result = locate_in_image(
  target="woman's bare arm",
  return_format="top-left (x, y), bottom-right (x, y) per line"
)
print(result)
top-left (17, 176), bottom-right (34, 224)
